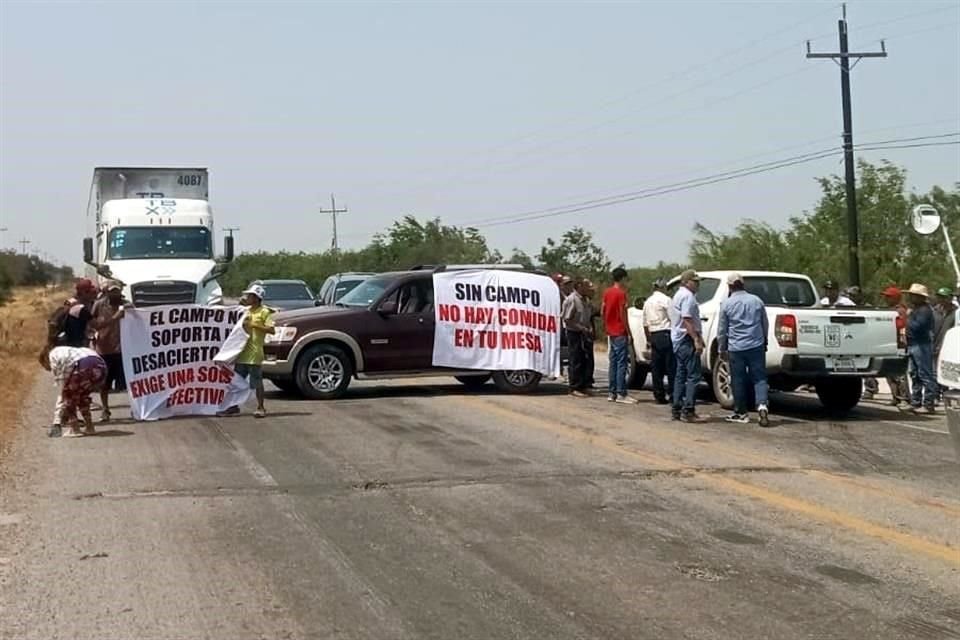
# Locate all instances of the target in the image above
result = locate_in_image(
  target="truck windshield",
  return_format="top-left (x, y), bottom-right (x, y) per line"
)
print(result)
top-left (108, 227), bottom-right (212, 260)
top-left (743, 276), bottom-right (817, 307)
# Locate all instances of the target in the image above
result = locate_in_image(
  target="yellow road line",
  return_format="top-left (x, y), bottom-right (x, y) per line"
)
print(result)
top-left (454, 396), bottom-right (960, 567)
top-left (521, 395), bottom-right (960, 519)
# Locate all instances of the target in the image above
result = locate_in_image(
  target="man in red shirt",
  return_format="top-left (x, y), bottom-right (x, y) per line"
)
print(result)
top-left (601, 267), bottom-right (636, 404)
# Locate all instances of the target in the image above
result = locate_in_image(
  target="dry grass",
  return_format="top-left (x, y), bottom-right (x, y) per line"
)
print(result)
top-left (0, 287), bottom-right (67, 453)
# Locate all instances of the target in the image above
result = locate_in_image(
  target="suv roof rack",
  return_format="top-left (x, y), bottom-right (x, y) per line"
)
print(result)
top-left (410, 264), bottom-right (528, 272)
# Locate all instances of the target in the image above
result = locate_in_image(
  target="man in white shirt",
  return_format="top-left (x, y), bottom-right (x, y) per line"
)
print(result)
top-left (642, 279), bottom-right (675, 404)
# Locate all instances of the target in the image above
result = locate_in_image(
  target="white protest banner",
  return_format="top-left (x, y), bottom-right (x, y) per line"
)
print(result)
top-left (432, 270), bottom-right (561, 376)
top-left (121, 305), bottom-right (253, 421)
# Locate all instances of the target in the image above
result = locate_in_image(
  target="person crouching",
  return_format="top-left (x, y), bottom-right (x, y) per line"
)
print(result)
top-left (45, 346), bottom-right (107, 438)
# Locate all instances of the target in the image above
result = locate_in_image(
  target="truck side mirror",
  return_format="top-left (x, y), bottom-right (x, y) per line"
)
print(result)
top-left (223, 236), bottom-right (235, 262)
top-left (83, 238), bottom-right (95, 266)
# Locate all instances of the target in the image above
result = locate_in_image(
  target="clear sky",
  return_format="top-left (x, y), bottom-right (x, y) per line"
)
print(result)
top-left (1, 1), bottom-right (958, 270)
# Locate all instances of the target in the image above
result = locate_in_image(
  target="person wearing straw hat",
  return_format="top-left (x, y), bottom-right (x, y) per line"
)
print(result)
top-left (905, 283), bottom-right (938, 414)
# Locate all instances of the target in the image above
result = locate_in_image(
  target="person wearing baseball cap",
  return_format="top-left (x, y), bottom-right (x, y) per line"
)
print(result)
top-left (934, 286), bottom-right (958, 375)
top-left (820, 279), bottom-right (854, 307)
top-left (225, 284), bottom-right (276, 418)
top-left (878, 286), bottom-right (909, 406)
top-left (717, 272), bottom-right (771, 426)
top-left (670, 269), bottom-right (706, 422)
top-left (905, 283), bottom-right (937, 413)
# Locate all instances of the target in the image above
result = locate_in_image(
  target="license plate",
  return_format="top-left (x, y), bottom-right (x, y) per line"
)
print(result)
top-left (833, 357), bottom-right (857, 372)
top-left (824, 325), bottom-right (841, 348)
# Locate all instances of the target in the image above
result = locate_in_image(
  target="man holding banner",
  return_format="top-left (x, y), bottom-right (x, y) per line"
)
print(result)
top-left (234, 285), bottom-right (276, 419)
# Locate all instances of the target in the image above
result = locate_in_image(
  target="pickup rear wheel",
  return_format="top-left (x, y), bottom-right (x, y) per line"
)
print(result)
top-left (295, 343), bottom-right (353, 400)
top-left (492, 370), bottom-right (542, 394)
top-left (815, 378), bottom-right (862, 414)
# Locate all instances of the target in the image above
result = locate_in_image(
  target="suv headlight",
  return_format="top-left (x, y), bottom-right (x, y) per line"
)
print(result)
top-left (266, 326), bottom-right (298, 344)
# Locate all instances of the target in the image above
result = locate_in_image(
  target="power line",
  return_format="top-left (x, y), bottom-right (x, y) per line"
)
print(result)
top-left (463, 138), bottom-right (959, 229)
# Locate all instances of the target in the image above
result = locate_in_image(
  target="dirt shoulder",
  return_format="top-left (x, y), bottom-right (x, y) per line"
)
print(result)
top-left (0, 287), bottom-right (66, 458)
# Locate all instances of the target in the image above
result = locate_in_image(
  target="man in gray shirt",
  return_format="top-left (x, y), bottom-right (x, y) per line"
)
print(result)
top-left (562, 279), bottom-right (595, 398)
top-left (670, 270), bottom-right (705, 422)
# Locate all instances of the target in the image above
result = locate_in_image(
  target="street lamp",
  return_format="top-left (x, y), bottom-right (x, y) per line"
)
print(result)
top-left (912, 204), bottom-right (960, 288)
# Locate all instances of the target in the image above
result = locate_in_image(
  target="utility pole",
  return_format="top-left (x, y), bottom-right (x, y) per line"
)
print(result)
top-left (18, 238), bottom-right (31, 255)
top-left (807, 4), bottom-right (887, 287)
top-left (319, 194), bottom-right (348, 254)
top-left (0, 227), bottom-right (7, 251)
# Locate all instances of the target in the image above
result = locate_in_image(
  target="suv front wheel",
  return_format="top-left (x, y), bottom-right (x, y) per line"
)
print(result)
top-left (295, 343), bottom-right (354, 400)
top-left (492, 370), bottom-right (542, 394)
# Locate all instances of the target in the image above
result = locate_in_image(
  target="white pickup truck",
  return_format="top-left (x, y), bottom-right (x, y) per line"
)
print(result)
top-left (627, 270), bottom-right (907, 413)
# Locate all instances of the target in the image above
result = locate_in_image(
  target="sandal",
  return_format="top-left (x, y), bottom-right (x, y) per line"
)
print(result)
top-left (253, 409), bottom-right (267, 419)
top-left (101, 410), bottom-right (111, 424)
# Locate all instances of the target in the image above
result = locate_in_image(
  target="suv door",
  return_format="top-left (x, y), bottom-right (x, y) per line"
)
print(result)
top-left (358, 277), bottom-right (435, 372)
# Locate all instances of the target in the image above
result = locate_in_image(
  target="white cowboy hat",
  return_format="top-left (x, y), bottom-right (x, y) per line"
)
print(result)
top-left (906, 283), bottom-right (930, 298)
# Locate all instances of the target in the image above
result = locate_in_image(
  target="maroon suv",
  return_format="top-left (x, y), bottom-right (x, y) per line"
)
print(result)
top-left (262, 268), bottom-right (546, 399)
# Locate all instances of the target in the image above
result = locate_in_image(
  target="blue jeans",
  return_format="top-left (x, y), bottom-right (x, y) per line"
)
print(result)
top-left (673, 338), bottom-right (702, 413)
top-left (730, 347), bottom-right (769, 415)
top-left (908, 343), bottom-right (937, 409)
top-left (608, 335), bottom-right (629, 397)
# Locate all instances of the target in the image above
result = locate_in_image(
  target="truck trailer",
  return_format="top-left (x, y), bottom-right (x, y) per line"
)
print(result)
top-left (82, 167), bottom-right (234, 306)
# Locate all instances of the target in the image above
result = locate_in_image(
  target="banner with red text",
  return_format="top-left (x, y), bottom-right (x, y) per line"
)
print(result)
top-left (120, 305), bottom-right (253, 421)
top-left (432, 270), bottom-right (561, 376)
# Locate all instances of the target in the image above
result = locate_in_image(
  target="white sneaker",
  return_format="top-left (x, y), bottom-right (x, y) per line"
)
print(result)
top-left (62, 427), bottom-right (84, 438)
top-left (616, 395), bottom-right (639, 405)
top-left (607, 394), bottom-right (617, 402)
top-left (724, 413), bottom-right (749, 424)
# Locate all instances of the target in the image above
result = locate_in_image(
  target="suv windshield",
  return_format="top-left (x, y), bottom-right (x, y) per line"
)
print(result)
top-left (334, 278), bottom-right (366, 302)
top-left (337, 275), bottom-right (393, 307)
top-left (108, 227), bottom-right (212, 260)
top-left (263, 283), bottom-right (313, 300)
top-left (743, 276), bottom-right (817, 307)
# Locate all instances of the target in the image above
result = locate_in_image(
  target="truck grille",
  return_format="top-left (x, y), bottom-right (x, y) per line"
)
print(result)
top-left (131, 281), bottom-right (197, 307)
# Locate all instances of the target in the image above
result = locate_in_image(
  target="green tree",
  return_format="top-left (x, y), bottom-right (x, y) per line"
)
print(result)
top-left (689, 160), bottom-right (960, 301)
top-left (537, 227), bottom-right (611, 283)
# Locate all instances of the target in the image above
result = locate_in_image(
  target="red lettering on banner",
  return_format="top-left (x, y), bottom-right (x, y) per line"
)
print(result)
top-left (166, 368), bottom-right (196, 389)
top-left (438, 304), bottom-right (461, 322)
top-left (464, 306), bottom-right (494, 324)
top-left (129, 374), bottom-right (167, 398)
top-left (455, 328), bottom-right (474, 347)
top-left (500, 332), bottom-right (543, 353)
top-left (197, 365), bottom-right (233, 384)
top-left (478, 330), bottom-right (498, 348)
top-left (165, 387), bottom-right (226, 407)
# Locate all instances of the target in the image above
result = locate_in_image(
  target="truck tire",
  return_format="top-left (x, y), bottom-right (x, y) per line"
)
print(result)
top-left (815, 378), bottom-right (862, 414)
top-left (295, 343), bottom-right (353, 400)
top-left (625, 344), bottom-right (648, 390)
top-left (711, 357), bottom-right (735, 410)
top-left (455, 374), bottom-right (492, 390)
top-left (492, 370), bottom-right (542, 394)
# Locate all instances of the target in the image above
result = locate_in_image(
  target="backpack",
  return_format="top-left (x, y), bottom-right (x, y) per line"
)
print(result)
top-left (47, 301), bottom-right (73, 346)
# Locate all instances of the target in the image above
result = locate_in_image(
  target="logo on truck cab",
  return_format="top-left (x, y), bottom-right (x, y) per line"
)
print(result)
top-left (145, 199), bottom-right (177, 216)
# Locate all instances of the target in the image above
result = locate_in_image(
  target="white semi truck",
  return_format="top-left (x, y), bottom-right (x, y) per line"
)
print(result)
top-left (82, 167), bottom-right (234, 306)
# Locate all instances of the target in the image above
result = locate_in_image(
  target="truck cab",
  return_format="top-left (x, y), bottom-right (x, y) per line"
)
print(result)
top-left (82, 168), bottom-right (233, 306)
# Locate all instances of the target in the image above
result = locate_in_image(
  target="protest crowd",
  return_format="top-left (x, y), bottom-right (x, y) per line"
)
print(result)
top-left (34, 266), bottom-right (957, 438)
top-left (557, 269), bottom-right (958, 426)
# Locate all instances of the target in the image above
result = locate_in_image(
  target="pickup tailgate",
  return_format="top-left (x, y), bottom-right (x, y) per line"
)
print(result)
top-left (790, 308), bottom-right (901, 370)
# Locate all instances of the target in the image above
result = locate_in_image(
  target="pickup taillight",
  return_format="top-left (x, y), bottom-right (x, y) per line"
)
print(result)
top-left (775, 314), bottom-right (797, 348)
top-left (895, 315), bottom-right (907, 350)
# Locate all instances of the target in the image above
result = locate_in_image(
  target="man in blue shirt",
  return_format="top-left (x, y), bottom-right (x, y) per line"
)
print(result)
top-left (905, 283), bottom-right (938, 413)
top-left (718, 273), bottom-right (771, 427)
top-left (670, 270), bottom-right (705, 423)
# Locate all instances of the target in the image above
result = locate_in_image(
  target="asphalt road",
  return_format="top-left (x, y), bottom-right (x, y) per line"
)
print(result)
top-left (1, 370), bottom-right (958, 640)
